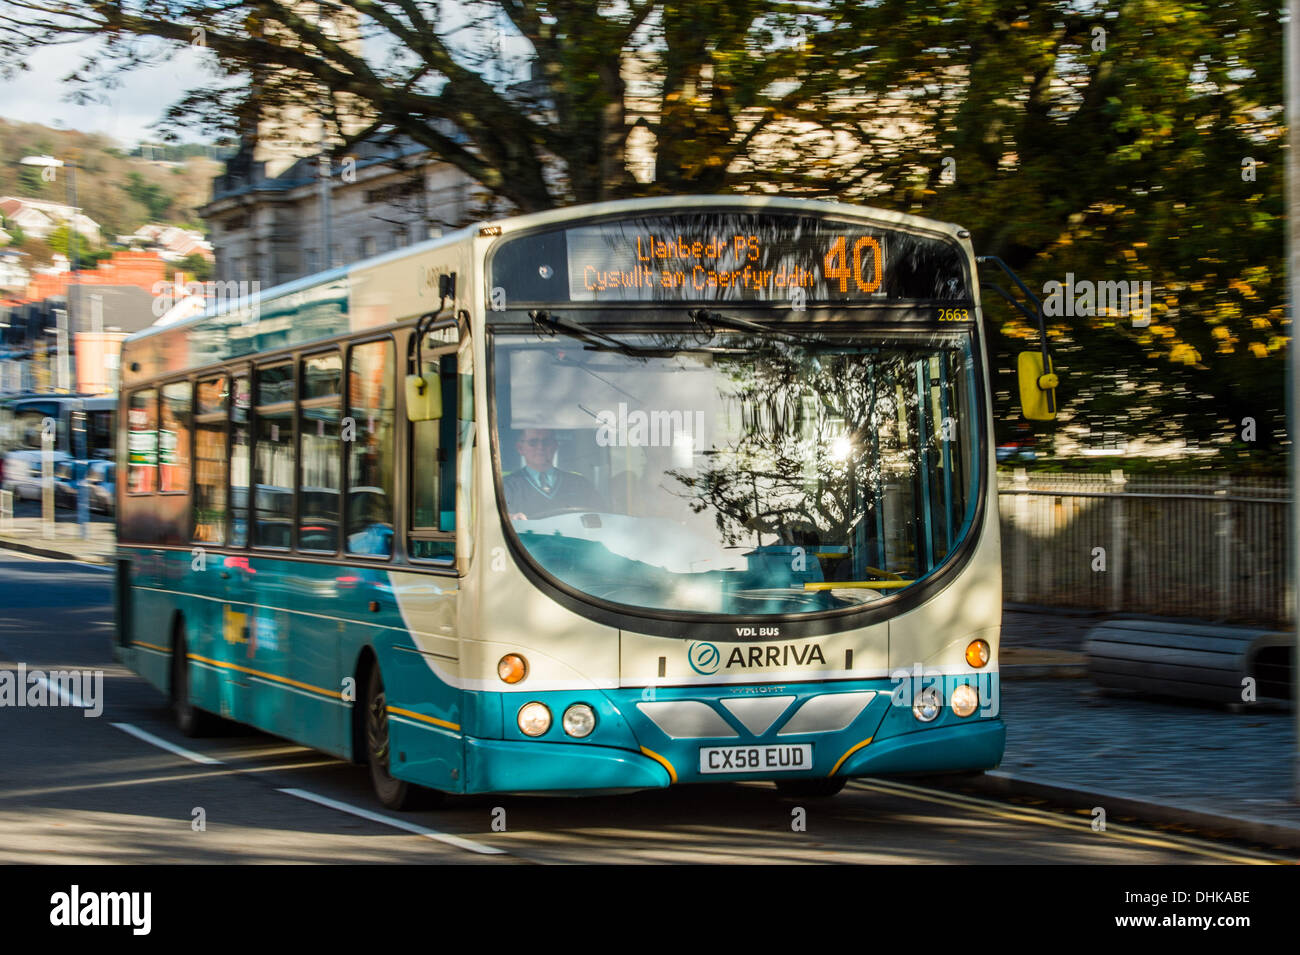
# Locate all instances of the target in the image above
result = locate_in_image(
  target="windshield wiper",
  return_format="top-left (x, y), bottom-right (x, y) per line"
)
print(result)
top-left (688, 309), bottom-right (821, 347)
top-left (527, 310), bottom-right (678, 357)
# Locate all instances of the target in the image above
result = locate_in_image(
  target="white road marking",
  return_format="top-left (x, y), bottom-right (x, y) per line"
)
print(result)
top-left (278, 788), bottom-right (508, 856)
top-left (111, 722), bottom-right (225, 765)
top-left (108, 721), bottom-right (507, 857)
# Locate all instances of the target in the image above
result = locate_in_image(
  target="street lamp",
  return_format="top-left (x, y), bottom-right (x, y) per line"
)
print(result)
top-left (19, 154), bottom-right (89, 537)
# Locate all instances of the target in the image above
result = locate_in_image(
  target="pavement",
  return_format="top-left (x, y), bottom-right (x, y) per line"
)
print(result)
top-left (1, 527), bottom-right (1297, 852)
top-left (0, 510), bottom-right (115, 564)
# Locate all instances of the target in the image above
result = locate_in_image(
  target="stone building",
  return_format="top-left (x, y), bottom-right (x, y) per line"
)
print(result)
top-left (197, 2), bottom-right (493, 289)
top-left (200, 134), bottom-right (487, 288)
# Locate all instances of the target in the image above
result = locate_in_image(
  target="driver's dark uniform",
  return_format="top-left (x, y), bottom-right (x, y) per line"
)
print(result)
top-left (503, 466), bottom-right (605, 518)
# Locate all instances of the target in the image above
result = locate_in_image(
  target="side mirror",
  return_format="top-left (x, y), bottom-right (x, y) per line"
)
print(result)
top-left (1018, 351), bottom-right (1059, 421)
top-left (404, 372), bottom-right (442, 421)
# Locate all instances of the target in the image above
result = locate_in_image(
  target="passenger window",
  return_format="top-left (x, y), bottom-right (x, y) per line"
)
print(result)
top-left (346, 340), bottom-right (395, 558)
top-left (409, 351), bottom-right (457, 562)
top-left (193, 376), bottom-right (228, 544)
top-left (126, 389), bottom-right (157, 493)
top-left (159, 381), bottom-right (192, 494)
top-left (300, 351), bottom-right (341, 552)
top-left (302, 351), bottom-right (343, 400)
top-left (230, 374), bottom-right (251, 547)
top-left (254, 362), bottom-right (294, 549)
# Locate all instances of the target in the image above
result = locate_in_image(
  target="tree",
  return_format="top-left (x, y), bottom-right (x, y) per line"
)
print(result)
top-left (123, 171), bottom-right (172, 221)
top-left (1, 1), bottom-right (1284, 454)
top-left (45, 223), bottom-right (96, 262)
top-left (178, 252), bottom-right (214, 282)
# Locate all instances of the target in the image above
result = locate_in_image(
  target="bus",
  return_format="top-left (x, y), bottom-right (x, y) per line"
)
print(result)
top-left (114, 196), bottom-right (1058, 808)
top-left (1, 393), bottom-right (115, 501)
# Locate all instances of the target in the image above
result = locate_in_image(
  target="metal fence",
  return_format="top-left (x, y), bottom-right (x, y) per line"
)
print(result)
top-left (998, 471), bottom-right (1291, 627)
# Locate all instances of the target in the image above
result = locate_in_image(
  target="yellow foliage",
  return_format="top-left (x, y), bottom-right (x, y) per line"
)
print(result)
top-left (1228, 278), bottom-right (1257, 299)
top-left (1248, 342), bottom-right (1268, 358)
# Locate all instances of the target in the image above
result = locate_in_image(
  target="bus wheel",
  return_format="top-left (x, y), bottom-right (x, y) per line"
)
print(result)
top-left (364, 666), bottom-right (441, 810)
top-left (171, 629), bottom-right (220, 737)
top-left (774, 778), bottom-right (847, 798)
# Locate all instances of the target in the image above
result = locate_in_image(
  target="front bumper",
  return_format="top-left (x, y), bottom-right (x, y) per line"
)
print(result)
top-left (459, 674), bottom-right (1005, 793)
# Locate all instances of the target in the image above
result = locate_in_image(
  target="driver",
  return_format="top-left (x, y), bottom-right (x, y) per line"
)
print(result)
top-left (504, 428), bottom-right (605, 520)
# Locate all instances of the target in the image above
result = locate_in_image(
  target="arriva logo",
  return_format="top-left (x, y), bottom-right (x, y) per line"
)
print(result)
top-left (688, 641), bottom-right (828, 674)
top-left (688, 641), bottom-right (721, 675)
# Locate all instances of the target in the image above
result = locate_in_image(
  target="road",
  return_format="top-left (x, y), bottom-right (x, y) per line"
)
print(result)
top-left (0, 550), bottom-right (1286, 865)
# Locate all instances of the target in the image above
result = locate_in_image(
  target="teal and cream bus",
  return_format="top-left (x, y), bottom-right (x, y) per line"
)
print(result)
top-left (114, 197), bottom-right (1056, 807)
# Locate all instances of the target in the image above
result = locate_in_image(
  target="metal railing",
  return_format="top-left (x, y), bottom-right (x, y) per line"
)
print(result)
top-left (998, 470), bottom-right (1291, 626)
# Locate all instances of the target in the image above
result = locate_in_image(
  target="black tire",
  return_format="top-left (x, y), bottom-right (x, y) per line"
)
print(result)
top-left (365, 666), bottom-right (442, 810)
top-left (774, 777), bottom-right (847, 798)
top-left (171, 629), bottom-right (221, 737)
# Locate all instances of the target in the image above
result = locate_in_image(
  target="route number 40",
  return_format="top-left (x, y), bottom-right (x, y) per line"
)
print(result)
top-left (824, 236), bottom-right (883, 294)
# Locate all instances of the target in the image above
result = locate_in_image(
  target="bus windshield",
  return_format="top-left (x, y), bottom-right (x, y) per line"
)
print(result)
top-left (490, 327), bottom-right (980, 617)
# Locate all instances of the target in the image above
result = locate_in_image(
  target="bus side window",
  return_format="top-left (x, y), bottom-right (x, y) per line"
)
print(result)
top-left (346, 339), bottom-right (395, 558)
top-left (253, 362), bottom-right (295, 549)
top-left (127, 388), bottom-right (158, 494)
top-left (159, 381), bottom-right (192, 495)
top-left (230, 374), bottom-right (251, 547)
top-left (299, 351), bottom-right (342, 553)
top-left (193, 375), bottom-right (228, 545)
top-left (408, 351), bottom-right (456, 562)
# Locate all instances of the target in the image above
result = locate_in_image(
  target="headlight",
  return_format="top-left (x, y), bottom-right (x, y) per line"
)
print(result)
top-left (498, 653), bottom-right (528, 684)
top-left (951, 683), bottom-right (979, 717)
top-left (562, 703), bottom-right (596, 738)
top-left (912, 685), bottom-right (943, 722)
top-left (965, 640), bottom-right (990, 668)
top-left (517, 702), bottom-right (551, 736)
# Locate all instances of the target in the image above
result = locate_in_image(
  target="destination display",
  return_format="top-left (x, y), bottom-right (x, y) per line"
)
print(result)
top-left (487, 212), bottom-right (970, 306)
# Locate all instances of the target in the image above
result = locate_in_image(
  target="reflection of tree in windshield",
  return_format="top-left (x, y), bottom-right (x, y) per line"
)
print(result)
top-left (666, 336), bottom-right (970, 582)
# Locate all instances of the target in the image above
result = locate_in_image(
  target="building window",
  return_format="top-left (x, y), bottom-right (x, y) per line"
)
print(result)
top-left (360, 236), bottom-right (376, 259)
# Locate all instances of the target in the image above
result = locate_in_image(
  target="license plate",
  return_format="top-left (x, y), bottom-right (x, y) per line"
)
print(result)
top-left (698, 744), bottom-right (813, 775)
